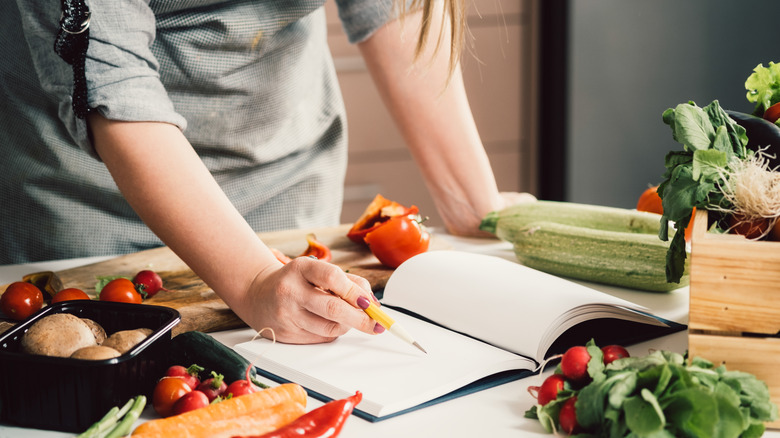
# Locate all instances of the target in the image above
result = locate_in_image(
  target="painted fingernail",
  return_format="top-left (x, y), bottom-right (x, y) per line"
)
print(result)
top-left (356, 296), bottom-right (370, 310)
top-left (370, 291), bottom-right (379, 303)
top-left (373, 323), bottom-right (386, 334)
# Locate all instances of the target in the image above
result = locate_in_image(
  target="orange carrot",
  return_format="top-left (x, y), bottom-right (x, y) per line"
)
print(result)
top-left (131, 383), bottom-right (307, 438)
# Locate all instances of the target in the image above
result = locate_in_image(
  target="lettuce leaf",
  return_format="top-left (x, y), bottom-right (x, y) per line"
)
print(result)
top-left (745, 62), bottom-right (780, 117)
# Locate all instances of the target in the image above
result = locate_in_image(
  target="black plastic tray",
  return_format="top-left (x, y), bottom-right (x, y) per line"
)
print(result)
top-left (0, 300), bottom-right (180, 432)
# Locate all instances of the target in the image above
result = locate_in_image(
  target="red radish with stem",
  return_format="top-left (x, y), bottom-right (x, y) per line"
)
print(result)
top-left (133, 270), bottom-right (169, 298)
top-left (561, 346), bottom-right (591, 383)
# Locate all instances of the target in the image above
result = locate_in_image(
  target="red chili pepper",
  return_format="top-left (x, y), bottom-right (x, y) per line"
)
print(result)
top-left (298, 233), bottom-right (332, 262)
top-left (232, 391), bottom-right (362, 438)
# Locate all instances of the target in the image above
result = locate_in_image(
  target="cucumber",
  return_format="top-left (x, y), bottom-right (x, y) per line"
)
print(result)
top-left (480, 201), bottom-right (689, 292)
top-left (480, 200), bottom-right (663, 236)
top-left (167, 331), bottom-right (268, 388)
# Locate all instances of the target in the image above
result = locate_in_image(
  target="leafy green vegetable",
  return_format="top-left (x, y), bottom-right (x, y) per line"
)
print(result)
top-left (745, 62), bottom-right (780, 118)
top-left (658, 100), bottom-right (751, 283)
top-left (525, 340), bottom-right (778, 437)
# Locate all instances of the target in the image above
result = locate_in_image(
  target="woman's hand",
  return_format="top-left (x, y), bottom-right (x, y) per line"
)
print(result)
top-left (441, 191), bottom-right (537, 237)
top-left (238, 256), bottom-right (383, 344)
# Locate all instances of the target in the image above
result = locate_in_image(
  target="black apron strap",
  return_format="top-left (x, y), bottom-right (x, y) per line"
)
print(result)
top-left (53, 0), bottom-right (92, 119)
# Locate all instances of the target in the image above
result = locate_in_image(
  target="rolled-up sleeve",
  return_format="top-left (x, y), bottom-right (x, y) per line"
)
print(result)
top-left (86, 1), bottom-right (186, 131)
top-left (333, 0), bottom-right (400, 44)
top-left (20, 0), bottom-right (187, 159)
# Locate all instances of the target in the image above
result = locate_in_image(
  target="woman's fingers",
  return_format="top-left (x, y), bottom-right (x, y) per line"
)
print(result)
top-left (293, 257), bottom-right (375, 307)
top-left (267, 257), bottom-right (379, 339)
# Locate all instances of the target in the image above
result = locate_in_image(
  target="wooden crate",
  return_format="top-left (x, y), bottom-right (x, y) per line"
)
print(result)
top-left (688, 209), bottom-right (780, 429)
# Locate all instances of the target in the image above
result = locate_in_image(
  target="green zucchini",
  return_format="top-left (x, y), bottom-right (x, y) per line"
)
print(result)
top-left (480, 200), bottom-right (663, 236)
top-left (167, 331), bottom-right (268, 388)
top-left (480, 201), bottom-right (689, 292)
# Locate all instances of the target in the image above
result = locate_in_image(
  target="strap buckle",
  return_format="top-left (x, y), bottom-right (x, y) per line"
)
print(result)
top-left (59, 11), bottom-right (91, 35)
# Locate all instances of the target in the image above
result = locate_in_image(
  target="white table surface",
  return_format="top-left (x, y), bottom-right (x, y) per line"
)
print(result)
top-left (0, 234), bottom-right (776, 438)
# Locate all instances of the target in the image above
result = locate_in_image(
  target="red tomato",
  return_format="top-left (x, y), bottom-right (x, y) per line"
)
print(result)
top-left (364, 214), bottom-right (430, 269)
top-left (537, 374), bottom-right (566, 406)
top-left (171, 390), bottom-right (210, 415)
top-left (51, 288), bottom-right (90, 304)
top-left (601, 345), bottom-right (630, 365)
top-left (99, 278), bottom-right (142, 304)
top-left (763, 102), bottom-right (780, 123)
top-left (0, 282), bottom-right (44, 321)
top-left (153, 377), bottom-right (192, 417)
top-left (636, 186), bottom-right (695, 242)
top-left (636, 186), bottom-right (664, 215)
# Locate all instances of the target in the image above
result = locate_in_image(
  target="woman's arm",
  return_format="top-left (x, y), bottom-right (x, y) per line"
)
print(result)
top-left (357, 5), bottom-right (535, 235)
top-left (88, 114), bottom-right (379, 343)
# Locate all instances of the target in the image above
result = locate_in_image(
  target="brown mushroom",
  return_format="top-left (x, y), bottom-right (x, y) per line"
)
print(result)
top-left (21, 313), bottom-right (97, 357)
top-left (70, 345), bottom-right (121, 360)
top-left (101, 328), bottom-right (153, 354)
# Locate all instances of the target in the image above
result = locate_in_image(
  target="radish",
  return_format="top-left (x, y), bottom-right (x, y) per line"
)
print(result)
top-left (537, 374), bottom-right (566, 406)
top-left (560, 346), bottom-right (591, 382)
top-left (601, 345), bottom-right (630, 365)
top-left (197, 372), bottom-right (227, 402)
top-left (133, 270), bottom-right (169, 298)
top-left (558, 396), bottom-right (581, 434)
top-left (225, 363), bottom-right (260, 398)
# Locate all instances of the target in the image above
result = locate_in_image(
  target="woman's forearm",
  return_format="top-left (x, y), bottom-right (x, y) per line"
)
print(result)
top-left (358, 7), bottom-right (504, 234)
top-left (88, 114), bottom-right (277, 311)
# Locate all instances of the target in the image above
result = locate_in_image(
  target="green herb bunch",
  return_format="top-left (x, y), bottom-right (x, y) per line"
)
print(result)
top-left (525, 340), bottom-right (777, 437)
top-left (657, 100), bottom-right (751, 283)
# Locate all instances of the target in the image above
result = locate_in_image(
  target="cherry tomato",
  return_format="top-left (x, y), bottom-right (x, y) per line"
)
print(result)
top-left (172, 390), bottom-right (210, 415)
top-left (537, 374), bottom-right (566, 406)
top-left (51, 288), bottom-right (90, 304)
top-left (764, 102), bottom-right (780, 123)
top-left (153, 376), bottom-right (192, 417)
top-left (601, 345), bottom-right (630, 365)
top-left (364, 214), bottom-right (430, 268)
top-left (99, 278), bottom-right (142, 304)
top-left (0, 282), bottom-right (44, 321)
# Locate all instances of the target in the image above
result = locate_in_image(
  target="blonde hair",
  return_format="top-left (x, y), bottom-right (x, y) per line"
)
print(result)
top-left (397, 0), bottom-right (467, 77)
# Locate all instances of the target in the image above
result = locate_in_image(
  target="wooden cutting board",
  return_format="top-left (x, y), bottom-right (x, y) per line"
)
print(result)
top-left (1, 224), bottom-right (443, 336)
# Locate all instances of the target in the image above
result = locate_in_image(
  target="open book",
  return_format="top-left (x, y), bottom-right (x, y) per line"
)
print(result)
top-left (233, 250), bottom-right (685, 421)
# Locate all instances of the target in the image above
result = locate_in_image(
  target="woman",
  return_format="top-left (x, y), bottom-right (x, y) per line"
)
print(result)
top-left (1, 0), bottom-right (534, 343)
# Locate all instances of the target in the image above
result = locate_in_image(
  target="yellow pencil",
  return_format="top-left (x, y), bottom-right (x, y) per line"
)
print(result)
top-left (357, 296), bottom-right (427, 354)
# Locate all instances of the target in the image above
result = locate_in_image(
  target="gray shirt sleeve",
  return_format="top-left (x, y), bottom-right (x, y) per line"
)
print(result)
top-left (334, 0), bottom-right (400, 44)
top-left (86, 1), bottom-right (187, 130)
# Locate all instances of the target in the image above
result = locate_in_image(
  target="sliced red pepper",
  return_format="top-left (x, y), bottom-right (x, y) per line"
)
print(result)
top-left (347, 194), bottom-right (418, 244)
top-left (232, 391), bottom-right (362, 438)
top-left (298, 233), bottom-right (332, 262)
